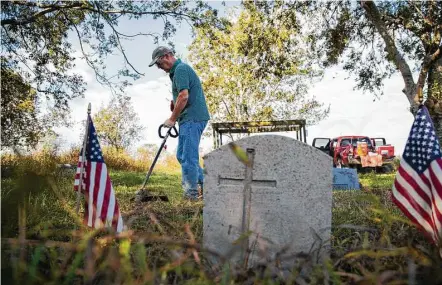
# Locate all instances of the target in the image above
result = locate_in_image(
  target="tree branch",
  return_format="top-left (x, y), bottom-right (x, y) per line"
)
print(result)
top-left (408, 0), bottom-right (434, 27)
top-left (100, 12), bottom-right (145, 76)
top-left (13, 1), bottom-right (67, 9)
top-left (60, 11), bottom-right (114, 91)
top-left (2, 2), bottom-right (197, 27)
top-left (2, 28), bottom-right (37, 78)
top-left (115, 31), bottom-right (161, 39)
top-left (221, 97), bottom-right (233, 119)
top-left (361, 1), bottom-right (417, 107)
top-left (416, 46), bottom-right (441, 91)
top-left (1, 3), bottom-right (83, 26)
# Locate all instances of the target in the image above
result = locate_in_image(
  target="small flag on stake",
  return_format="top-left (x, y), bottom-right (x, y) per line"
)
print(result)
top-left (392, 105), bottom-right (442, 251)
top-left (74, 105), bottom-right (124, 233)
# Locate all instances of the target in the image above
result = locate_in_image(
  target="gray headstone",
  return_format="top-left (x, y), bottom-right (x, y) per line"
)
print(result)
top-left (333, 168), bottom-right (360, 190)
top-left (202, 135), bottom-right (333, 269)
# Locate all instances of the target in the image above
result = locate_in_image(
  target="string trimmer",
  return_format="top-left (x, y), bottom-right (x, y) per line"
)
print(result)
top-left (135, 124), bottom-right (179, 202)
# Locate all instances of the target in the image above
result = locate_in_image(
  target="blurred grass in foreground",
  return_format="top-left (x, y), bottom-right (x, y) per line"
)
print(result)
top-left (2, 154), bottom-right (442, 284)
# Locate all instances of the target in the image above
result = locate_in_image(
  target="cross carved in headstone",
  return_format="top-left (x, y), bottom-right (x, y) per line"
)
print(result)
top-left (218, 148), bottom-right (277, 264)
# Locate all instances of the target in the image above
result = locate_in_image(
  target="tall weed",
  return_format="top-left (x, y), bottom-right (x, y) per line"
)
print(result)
top-left (2, 153), bottom-right (442, 284)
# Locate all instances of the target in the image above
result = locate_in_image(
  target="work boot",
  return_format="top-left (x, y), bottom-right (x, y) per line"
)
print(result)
top-left (183, 188), bottom-right (199, 201)
top-left (197, 183), bottom-right (203, 199)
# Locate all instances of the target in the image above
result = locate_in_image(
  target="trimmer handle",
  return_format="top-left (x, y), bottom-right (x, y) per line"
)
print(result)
top-left (158, 124), bottom-right (179, 139)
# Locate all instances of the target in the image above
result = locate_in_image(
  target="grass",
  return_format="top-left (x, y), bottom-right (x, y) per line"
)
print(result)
top-left (2, 159), bottom-right (442, 284)
top-left (330, 173), bottom-right (442, 284)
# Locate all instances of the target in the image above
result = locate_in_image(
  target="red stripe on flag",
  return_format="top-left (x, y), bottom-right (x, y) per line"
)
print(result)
top-left (391, 191), bottom-right (436, 243)
top-left (427, 160), bottom-right (442, 233)
top-left (87, 162), bottom-right (94, 228)
top-left (100, 172), bottom-right (112, 222)
top-left (73, 116), bottom-right (124, 233)
top-left (429, 160), bottom-right (442, 195)
top-left (83, 191), bottom-right (90, 226)
top-left (84, 161), bottom-right (92, 227)
top-left (420, 173), bottom-right (433, 193)
top-left (390, 105), bottom-right (442, 246)
top-left (398, 167), bottom-right (432, 206)
top-left (393, 179), bottom-right (436, 233)
top-left (91, 162), bottom-right (102, 227)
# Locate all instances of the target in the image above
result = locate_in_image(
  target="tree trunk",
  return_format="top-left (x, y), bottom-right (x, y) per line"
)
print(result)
top-left (432, 115), bottom-right (442, 150)
top-left (361, 1), bottom-right (417, 107)
top-left (361, 1), bottom-right (442, 148)
top-left (425, 56), bottom-right (442, 147)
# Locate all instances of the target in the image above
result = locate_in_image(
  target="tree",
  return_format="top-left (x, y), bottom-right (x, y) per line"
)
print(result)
top-left (92, 96), bottom-right (145, 151)
top-left (1, 58), bottom-right (45, 150)
top-left (188, 2), bottom-right (329, 127)
top-left (274, 1), bottom-right (441, 141)
top-left (136, 143), bottom-right (158, 165)
top-left (1, 1), bottom-right (222, 144)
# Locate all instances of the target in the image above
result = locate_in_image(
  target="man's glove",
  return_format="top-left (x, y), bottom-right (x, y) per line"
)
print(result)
top-left (170, 100), bottom-right (174, 112)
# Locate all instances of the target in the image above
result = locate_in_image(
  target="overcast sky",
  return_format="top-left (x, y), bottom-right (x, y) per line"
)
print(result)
top-left (53, 1), bottom-right (415, 157)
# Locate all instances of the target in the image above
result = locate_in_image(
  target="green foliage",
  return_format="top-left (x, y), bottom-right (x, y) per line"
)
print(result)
top-left (0, 149), bottom-right (182, 240)
top-left (93, 96), bottom-right (145, 151)
top-left (1, 58), bottom-right (45, 149)
top-left (228, 142), bottom-right (250, 166)
top-left (1, 164), bottom-right (77, 240)
top-left (332, 173), bottom-right (442, 284)
top-left (188, 2), bottom-right (329, 125)
top-left (359, 172), bottom-right (397, 189)
top-left (287, 1), bottom-right (442, 99)
top-left (1, 0), bottom-right (223, 148)
top-left (2, 156), bottom-right (442, 284)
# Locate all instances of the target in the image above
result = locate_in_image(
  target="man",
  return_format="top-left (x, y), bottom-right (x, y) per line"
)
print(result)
top-left (149, 46), bottom-right (210, 200)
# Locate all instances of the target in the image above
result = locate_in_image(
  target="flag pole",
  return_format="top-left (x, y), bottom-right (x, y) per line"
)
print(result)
top-left (76, 103), bottom-right (92, 216)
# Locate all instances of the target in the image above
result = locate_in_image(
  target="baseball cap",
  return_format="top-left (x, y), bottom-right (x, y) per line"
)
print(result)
top-left (149, 46), bottom-right (173, 67)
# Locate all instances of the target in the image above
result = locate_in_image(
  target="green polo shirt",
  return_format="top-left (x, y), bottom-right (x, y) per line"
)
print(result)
top-left (169, 59), bottom-right (210, 125)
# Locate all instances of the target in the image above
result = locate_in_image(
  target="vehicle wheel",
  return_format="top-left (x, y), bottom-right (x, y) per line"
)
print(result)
top-left (382, 164), bottom-right (394, 173)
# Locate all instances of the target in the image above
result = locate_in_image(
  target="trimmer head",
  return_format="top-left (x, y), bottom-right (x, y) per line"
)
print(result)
top-left (134, 189), bottom-right (169, 203)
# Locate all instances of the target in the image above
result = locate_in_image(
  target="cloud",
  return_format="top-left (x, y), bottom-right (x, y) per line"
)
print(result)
top-left (126, 76), bottom-right (176, 150)
top-left (67, 51), bottom-right (96, 84)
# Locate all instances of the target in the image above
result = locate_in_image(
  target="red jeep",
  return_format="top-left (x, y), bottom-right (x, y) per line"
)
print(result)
top-left (312, 136), bottom-right (395, 172)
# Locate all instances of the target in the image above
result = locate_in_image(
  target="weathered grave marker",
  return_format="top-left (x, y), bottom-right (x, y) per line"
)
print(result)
top-left (332, 168), bottom-right (361, 190)
top-left (202, 134), bottom-right (333, 269)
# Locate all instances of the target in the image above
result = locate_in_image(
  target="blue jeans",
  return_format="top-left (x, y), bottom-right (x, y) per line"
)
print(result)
top-left (176, 120), bottom-right (207, 199)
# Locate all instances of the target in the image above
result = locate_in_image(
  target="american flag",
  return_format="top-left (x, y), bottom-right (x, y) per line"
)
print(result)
top-left (74, 115), bottom-right (124, 233)
top-left (392, 105), bottom-right (442, 245)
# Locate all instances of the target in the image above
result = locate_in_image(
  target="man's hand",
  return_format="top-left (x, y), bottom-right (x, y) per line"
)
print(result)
top-left (163, 118), bottom-right (176, 127)
top-left (167, 90), bottom-right (188, 127)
